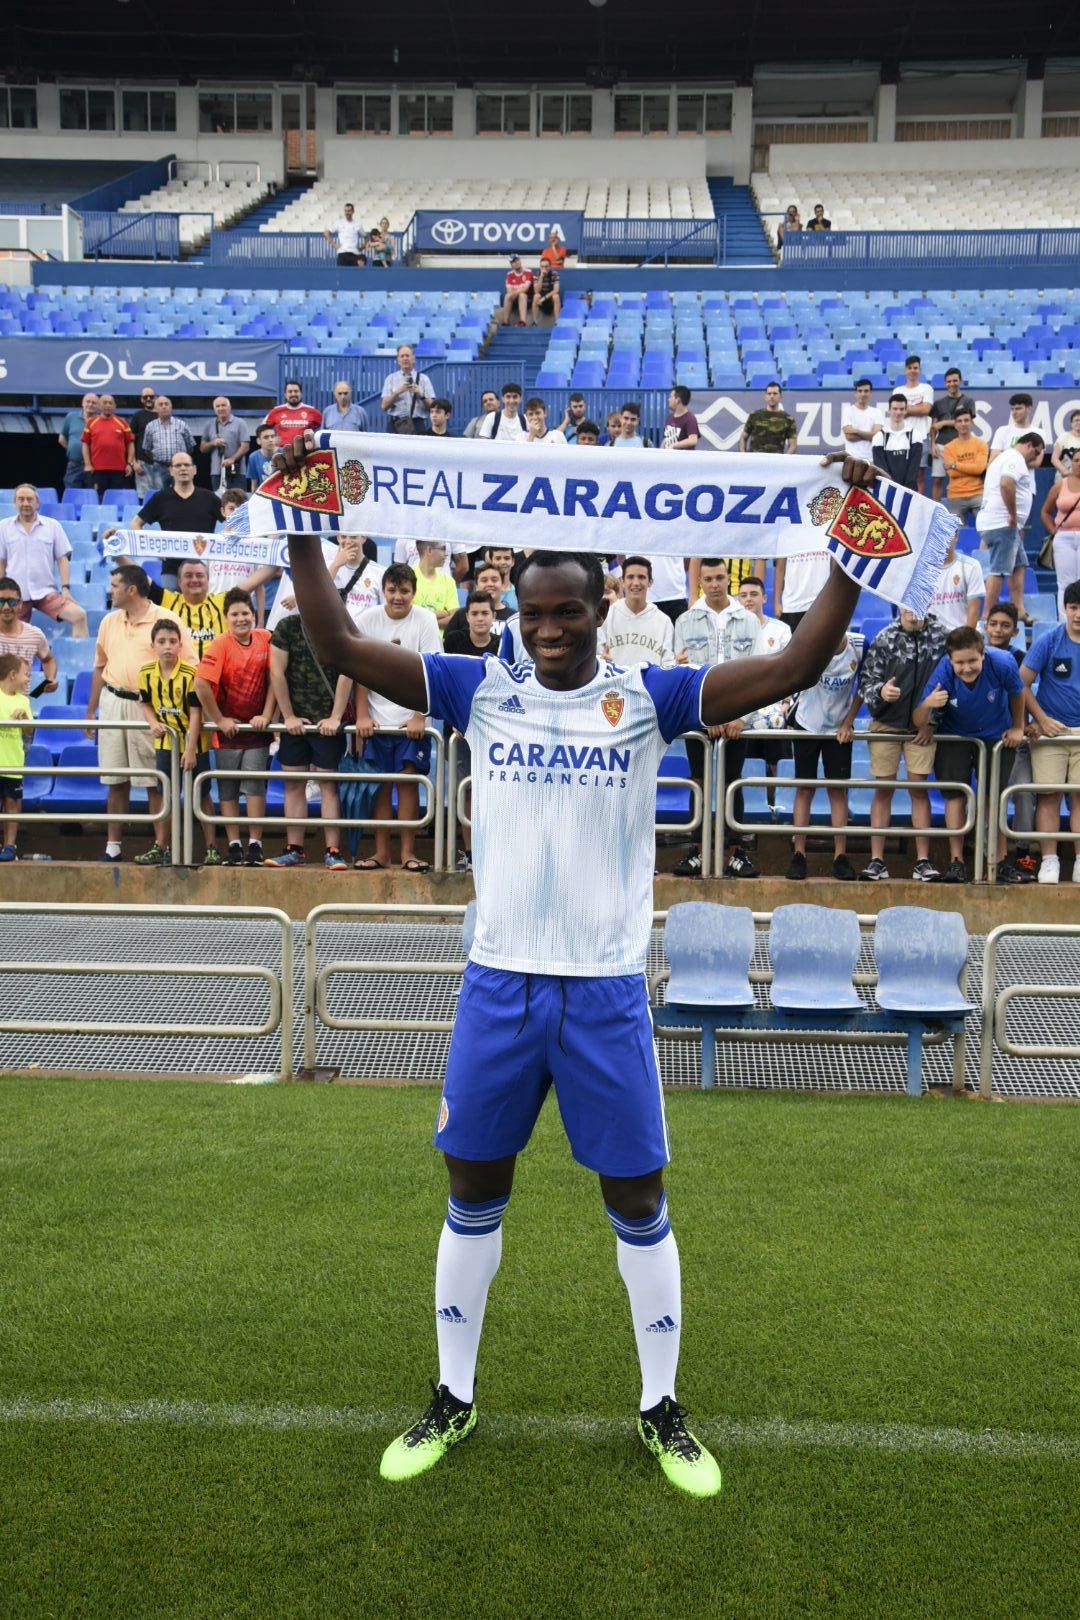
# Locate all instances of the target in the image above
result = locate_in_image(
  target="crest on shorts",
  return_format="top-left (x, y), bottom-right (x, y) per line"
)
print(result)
top-left (192, 536), bottom-right (209, 556)
top-left (340, 459), bottom-right (371, 507)
top-left (808, 486), bottom-right (843, 527)
top-left (825, 486), bottom-right (911, 559)
top-left (600, 690), bottom-right (624, 727)
top-left (258, 449), bottom-right (344, 515)
top-left (438, 1097), bottom-right (449, 1133)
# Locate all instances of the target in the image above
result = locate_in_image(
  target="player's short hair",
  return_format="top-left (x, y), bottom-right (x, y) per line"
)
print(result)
top-left (177, 558), bottom-right (209, 575)
top-left (221, 489), bottom-right (248, 510)
top-left (284, 378), bottom-right (301, 390)
top-left (1064, 581), bottom-right (1080, 608)
top-left (256, 422), bottom-right (276, 438)
top-left (110, 563), bottom-right (150, 596)
top-left (699, 558), bottom-right (727, 572)
top-left (623, 555), bottom-right (653, 580)
top-left (986, 600), bottom-right (1018, 626)
top-left (151, 618), bottom-right (182, 641)
top-left (854, 377), bottom-right (873, 390)
top-left (465, 590), bottom-right (494, 610)
top-left (944, 366), bottom-right (962, 381)
top-left (223, 588), bottom-right (253, 612)
top-left (764, 380), bottom-right (782, 392)
top-left (0, 653), bottom-right (23, 680)
top-left (954, 406), bottom-right (974, 419)
top-left (568, 391), bottom-right (585, 404)
top-left (1009, 392), bottom-right (1033, 407)
top-left (0, 576), bottom-right (22, 599)
top-left (945, 626), bottom-right (984, 654)
top-left (515, 551), bottom-right (605, 607)
top-left (905, 354), bottom-right (921, 367)
top-left (739, 576), bottom-right (766, 593)
top-left (620, 401), bottom-right (641, 417)
top-left (576, 421), bottom-right (600, 438)
top-left (430, 398), bottom-right (452, 414)
top-left (523, 397), bottom-right (547, 414)
top-left (1016, 432), bottom-right (1045, 450)
top-left (501, 382), bottom-right (522, 398)
top-left (888, 392), bottom-right (908, 407)
top-left (475, 562), bottom-right (503, 581)
top-left (671, 385), bottom-right (692, 407)
top-left (383, 563), bottom-right (417, 592)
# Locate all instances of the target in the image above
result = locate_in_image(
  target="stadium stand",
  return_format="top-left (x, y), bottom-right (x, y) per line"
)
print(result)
top-left (119, 175), bottom-right (272, 250)
top-left (754, 165), bottom-right (1080, 235)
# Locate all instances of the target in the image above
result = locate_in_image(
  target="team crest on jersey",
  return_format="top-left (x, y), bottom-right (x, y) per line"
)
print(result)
top-left (340, 458), bottom-right (371, 506)
top-left (825, 486), bottom-right (911, 558)
top-left (600, 690), bottom-right (624, 727)
top-left (192, 536), bottom-right (209, 556)
top-left (808, 486), bottom-right (843, 527)
top-left (258, 449), bottom-right (344, 515)
top-left (438, 1097), bottom-right (449, 1133)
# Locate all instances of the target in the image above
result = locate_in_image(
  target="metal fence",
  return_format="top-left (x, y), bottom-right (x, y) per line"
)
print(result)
top-left (80, 211), bottom-right (201, 261)
top-left (276, 357), bottom-right (522, 432)
top-left (979, 923), bottom-right (1080, 1097)
top-left (580, 217), bottom-right (724, 266)
top-left (210, 229), bottom-right (409, 269)
top-left (781, 227), bottom-right (1080, 271)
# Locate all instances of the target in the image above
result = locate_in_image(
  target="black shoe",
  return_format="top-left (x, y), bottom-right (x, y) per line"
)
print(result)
top-left (832, 854), bottom-right (857, 881)
top-left (672, 846), bottom-right (703, 878)
top-left (786, 851), bottom-right (807, 881)
top-left (725, 845), bottom-right (759, 879)
top-left (245, 840), bottom-right (265, 867)
top-left (226, 841), bottom-right (244, 866)
top-left (997, 860), bottom-right (1034, 885)
top-left (941, 858), bottom-right (968, 884)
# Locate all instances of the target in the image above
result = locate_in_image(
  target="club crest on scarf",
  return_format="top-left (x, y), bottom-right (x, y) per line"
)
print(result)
top-left (258, 449), bottom-right (344, 515)
top-left (814, 485), bottom-right (911, 559)
top-left (340, 459), bottom-right (371, 507)
top-left (192, 535), bottom-right (209, 555)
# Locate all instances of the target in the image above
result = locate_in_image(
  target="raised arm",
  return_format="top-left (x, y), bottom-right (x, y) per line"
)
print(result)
top-left (285, 532), bottom-right (427, 712)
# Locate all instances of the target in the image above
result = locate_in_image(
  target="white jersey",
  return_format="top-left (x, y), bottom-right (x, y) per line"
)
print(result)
top-left (423, 655), bottom-right (707, 976)
top-left (266, 542), bottom-right (384, 631)
top-left (793, 641), bottom-right (861, 733)
top-left (929, 554), bottom-right (984, 629)
top-left (355, 603), bottom-right (441, 727)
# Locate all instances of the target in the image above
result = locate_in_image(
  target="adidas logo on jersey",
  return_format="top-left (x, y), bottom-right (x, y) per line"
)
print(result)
top-left (437, 1305), bottom-right (467, 1324)
top-left (497, 694), bottom-right (526, 715)
top-left (645, 1314), bottom-right (678, 1334)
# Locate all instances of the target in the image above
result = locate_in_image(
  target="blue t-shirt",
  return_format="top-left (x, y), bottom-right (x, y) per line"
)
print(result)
top-left (1023, 624), bottom-right (1080, 728)
top-left (247, 449), bottom-right (273, 488)
top-left (60, 408), bottom-right (87, 468)
top-left (920, 646), bottom-right (1022, 740)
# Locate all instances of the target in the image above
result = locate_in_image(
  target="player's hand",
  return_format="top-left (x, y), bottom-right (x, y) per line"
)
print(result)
top-left (1039, 716), bottom-right (1069, 738)
top-left (355, 714), bottom-right (376, 741)
top-left (83, 715), bottom-right (97, 740)
top-left (218, 716), bottom-right (240, 738)
top-left (250, 713), bottom-right (272, 732)
top-left (837, 721), bottom-right (855, 744)
top-left (404, 714), bottom-right (427, 741)
top-left (279, 595), bottom-right (297, 612)
top-left (1002, 727), bottom-right (1024, 748)
top-left (338, 536), bottom-right (362, 563)
top-left (706, 724), bottom-right (726, 740)
top-left (820, 451), bottom-right (876, 489)
top-left (284, 714), bottom-right (307, 736)
top-left (721, 719), bottom-right (744, 740)
top-left (317, 716), bottom-right (341, 736)
top-left (101, 526), bottom-right (117, 542)
top-left (275, 430), bottom-right (316, 477)
top-left (42, 679), bottom-right (59, 694)
top-left (880, 677), bottom-right (902, 703)
top-left (913, 725), bottom-right (935, 746)
top-left (924, 684), bottom-right (950, 710)
top-left (181, 747), bottom-right (197, 771)
top-left (150, 719), bottom-right (168, 739)
top-left (675, 647), bottom-right (689, 665)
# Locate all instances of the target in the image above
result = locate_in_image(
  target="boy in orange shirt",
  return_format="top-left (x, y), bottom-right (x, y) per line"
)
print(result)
top-left (942, 407), bottom-right (990, 527)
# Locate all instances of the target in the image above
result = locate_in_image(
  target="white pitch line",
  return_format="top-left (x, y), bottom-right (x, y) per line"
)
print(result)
top-left (1, 1397), bottom-right (1078, 1463)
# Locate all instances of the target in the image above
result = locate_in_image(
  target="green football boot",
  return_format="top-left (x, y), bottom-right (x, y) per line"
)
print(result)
top-left (637, 1396), bottom-right (722, 1499)
top-left (379, 1382), bottom-right (477, 1482)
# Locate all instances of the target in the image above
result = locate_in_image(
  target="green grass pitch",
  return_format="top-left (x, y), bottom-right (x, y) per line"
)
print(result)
top-left (2, 1076), bottom-right (1079, 1619)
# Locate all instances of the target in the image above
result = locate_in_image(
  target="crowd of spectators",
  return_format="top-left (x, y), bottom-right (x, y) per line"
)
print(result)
top-left (1, 359), bottom-right (1078, 882)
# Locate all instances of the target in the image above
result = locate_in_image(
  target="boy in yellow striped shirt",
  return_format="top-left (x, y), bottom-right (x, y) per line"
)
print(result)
top-left (137, 618), bottom-right (216, 866)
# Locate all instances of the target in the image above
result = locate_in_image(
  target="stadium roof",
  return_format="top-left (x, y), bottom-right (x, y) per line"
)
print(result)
top-left (5, 2), bottom-right (1077, 84)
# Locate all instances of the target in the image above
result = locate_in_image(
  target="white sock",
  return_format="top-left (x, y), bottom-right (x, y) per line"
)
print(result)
top-left (105, 841), bottom-right (121, 858)
top-left (435, 1195), bottom-right (508, 1404)
top-left (608, 1194), bottom-right (682, 1412)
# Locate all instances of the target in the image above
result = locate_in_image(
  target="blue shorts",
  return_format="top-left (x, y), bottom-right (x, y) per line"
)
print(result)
top-left (435, 963), bottom-right (669, 1178)
top-left (981, 526), bottom-right (1026, 577)
top-left (364, 733), bottom-right (432, 775)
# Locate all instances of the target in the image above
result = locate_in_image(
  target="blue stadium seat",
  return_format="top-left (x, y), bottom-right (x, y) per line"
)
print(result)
top-left (47, 743), bottom-right (106, 814)
top-left (19, 744), bottom-right (53, 807)
top-left (769, 905), bottom-right (862, 1013)
top-left (69, 669), bottom-right (95, 709)
top-left (873, 908), bottom-right (972, 1017)
top-left (664, 903), bottom-right (755, 1009)
top-left (35, 706), bottom-right (86, 761)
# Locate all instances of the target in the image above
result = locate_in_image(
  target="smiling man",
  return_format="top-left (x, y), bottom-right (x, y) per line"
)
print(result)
top-left (282, 427), bottom-right (873, 1497)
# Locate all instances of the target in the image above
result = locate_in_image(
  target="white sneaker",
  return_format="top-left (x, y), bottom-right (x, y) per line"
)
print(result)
top-left (1038, 855), bottom-right (1060, 884)
top-left (1073, 863), bottom-right (1080, 884)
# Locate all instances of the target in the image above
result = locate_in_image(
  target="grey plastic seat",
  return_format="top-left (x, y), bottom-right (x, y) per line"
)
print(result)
top-left (873, 907), bottom-right (972, 1016)
top-left (664, 903), bottom-right (755, 1008)
top-left (769, 904), bottom-right (862, 1013)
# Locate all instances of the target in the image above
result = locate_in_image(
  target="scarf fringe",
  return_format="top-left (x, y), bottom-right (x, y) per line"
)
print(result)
top-left (896, 501), bottom-right (958, 618)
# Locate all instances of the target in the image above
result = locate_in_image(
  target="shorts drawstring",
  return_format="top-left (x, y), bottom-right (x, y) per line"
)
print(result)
top-left (513, 974), bottom-right (532, 1039)
top-left (511, 974), bottom-right (568, 1053)
top-left (557, 979), bottom-right (568, 1054)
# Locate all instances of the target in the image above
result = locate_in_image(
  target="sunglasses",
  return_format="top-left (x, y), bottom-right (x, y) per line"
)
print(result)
top-left (0, 598), bottom-right (21, 607)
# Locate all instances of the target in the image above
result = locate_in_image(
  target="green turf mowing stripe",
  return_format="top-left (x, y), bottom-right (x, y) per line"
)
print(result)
top-left (3, 1396), bottom-right (1077, 1462)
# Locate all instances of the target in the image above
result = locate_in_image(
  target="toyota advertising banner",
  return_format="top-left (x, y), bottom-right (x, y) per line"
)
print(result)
top-left (0, 339), bottom-right (284, 398)
top-left (414, 211), bottom-right (584, 253)
top-left (690, 388), bottom-right (1080, 453)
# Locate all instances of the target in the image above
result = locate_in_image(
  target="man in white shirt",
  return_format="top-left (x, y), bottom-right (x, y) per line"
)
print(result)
top-left (324, 202), bottom-right (363, 267)
top-left (0, 484), bottom-right (88, 637)
top-left (393, 537), bottom-right (471, 583)
top-left (523, 397), bottom-right (567, 446)
top-left (478, 383), bottom-right (527, 443)
top-left (352, 564), bottom-right (442, 871)
top-left (737, 573), bottom-right (793, 817)
top-left (897, 354), bottom-right (934, 494)
top-left (989, 393), bottom-right (1035, 463)
top-left (840, 378), bottom-right (884, 466)
top-left (773, 529), bottom-right (831, 632)
top-left (976, 432), bottom-right (1044, 621)
top-left (267, 537), bottom-right (385, 632)
top-left (601, 557), bottom-right (675, 667)
top-left (928, 537), bottom-right (984, 630)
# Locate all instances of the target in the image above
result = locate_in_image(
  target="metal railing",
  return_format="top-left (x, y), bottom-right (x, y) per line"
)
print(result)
top-left (209, 228), bottom-right (408, 269)
top-left (0, 901), bottom-right (294, 1079)
top-left (444, 728), bottom-right (712, 875)
top-left (579, 217), bottom-right (723, 266)
top-left (0, 717), bottom-right (178, 847)
top-left (979, 923), bottom-right (1080, 1098)
top-left (780, 227), bottom-right (1080, 271)
top-left (990, 736), bottom-right (1080, 881)
top-left (186, 723), bottom-right (445, 871)
top-left (81, 211), bottom-right (207, 261)
top-left (711, 729), bottom-right (986, 882)
top-left (277, 357), bottom-right (515, 431)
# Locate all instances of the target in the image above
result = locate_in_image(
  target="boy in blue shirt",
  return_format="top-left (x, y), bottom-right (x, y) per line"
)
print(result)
top-left (1021, 581), bottom-right (1080, 884)
top-left (914, 625), bottom-right (1031, 884)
